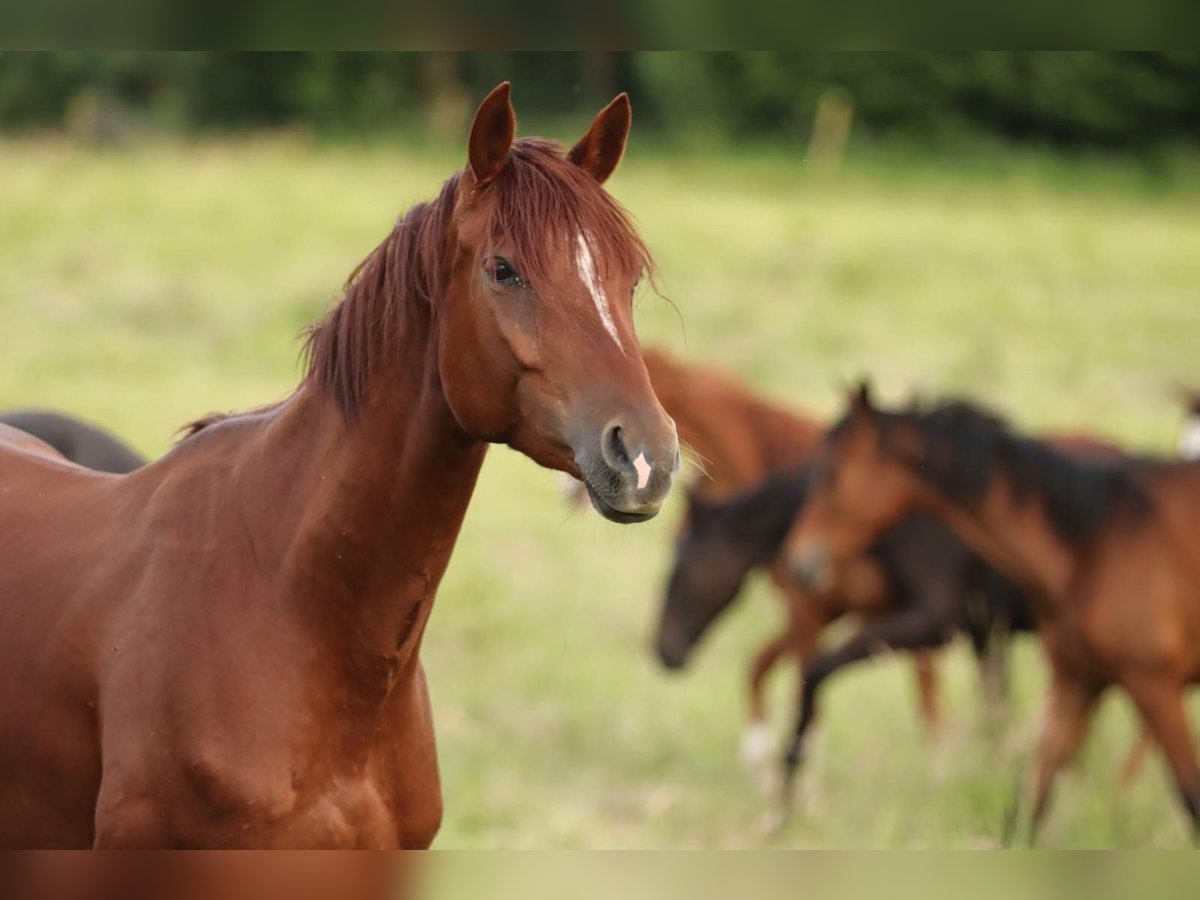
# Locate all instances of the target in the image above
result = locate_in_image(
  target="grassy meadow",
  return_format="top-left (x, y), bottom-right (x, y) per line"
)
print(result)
top-left (2, 132), bottom-right (1199, 848)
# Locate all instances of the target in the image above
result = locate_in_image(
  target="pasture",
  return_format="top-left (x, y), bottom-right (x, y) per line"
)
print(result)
top-left (2, 133), bottom-right (1199, 847)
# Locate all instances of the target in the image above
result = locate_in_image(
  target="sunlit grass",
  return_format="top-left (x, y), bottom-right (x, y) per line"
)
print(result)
top-left (2, 134), bottom-right (1199, 847)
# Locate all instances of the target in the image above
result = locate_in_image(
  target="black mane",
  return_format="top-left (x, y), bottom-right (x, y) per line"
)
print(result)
top-left (862, 400), bottom-right (1152, 546)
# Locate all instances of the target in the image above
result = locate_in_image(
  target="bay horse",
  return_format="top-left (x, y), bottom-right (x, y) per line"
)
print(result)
top-left (656, 467), bottom-right (1034, 782)
top-left (0, 83), bottom-right (679, 848)
top-left (0, 410), bottom-right (146, 473)
top-left (784, 385), bottom-right (1200, 840)
top-left (639, 349), bottom-right (943, 767)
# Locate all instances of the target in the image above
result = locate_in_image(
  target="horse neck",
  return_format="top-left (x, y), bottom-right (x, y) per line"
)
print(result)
top-left (733, 472), bottom-right (810, 560)
top-left (269, 293), bottom-right (486, 704)
top-left (647, 357), bottom-right (815, 495)
top-left (754, 403), bottom-right (823, 469)
top-left (924, 471), bottom-right (1077, 608)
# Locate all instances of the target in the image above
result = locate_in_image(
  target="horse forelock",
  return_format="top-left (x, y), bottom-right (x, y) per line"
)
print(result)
top-left (483, 139), bottom-right (654, 297)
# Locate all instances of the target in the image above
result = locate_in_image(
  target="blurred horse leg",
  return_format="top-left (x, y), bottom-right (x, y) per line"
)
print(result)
top-left (913, 651), bottom-right (941, 736)
top-left (1123, 675), bottom-right (1200, 837)
top-left (1019, 674), bottom-right (1098, 845)
top-left (743, 594), bottom-right (821, 790)
top-left (779, 605), bottom-right (954, 821)
top-left (741, 628), bottom-right (791, 785)
top-left (1117, 731), bottom-right (1154, 789)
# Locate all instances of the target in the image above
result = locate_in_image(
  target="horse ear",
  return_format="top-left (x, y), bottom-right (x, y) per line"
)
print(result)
top-left (568, 93), bottom-right (632, 184)
top-left (468, 82), bottom-right (516, 188)
top-left (848, 378), bottom-right (874, 414)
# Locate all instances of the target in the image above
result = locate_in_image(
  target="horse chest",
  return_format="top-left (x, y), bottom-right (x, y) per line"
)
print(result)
top-left (189, 683), bottom-right (441, 848)
top-left (93, 616), bottom-right (442, 848)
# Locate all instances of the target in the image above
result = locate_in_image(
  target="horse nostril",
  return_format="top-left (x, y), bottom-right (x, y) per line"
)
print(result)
top-left (601, 422), bottom-right (632, 472)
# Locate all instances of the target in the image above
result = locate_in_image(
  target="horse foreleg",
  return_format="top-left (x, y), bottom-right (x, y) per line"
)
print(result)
top-left (976, 618), bottom-right (1013, 727)
top-left (1019, 675), bottom-right (1097, 846)
top-left (743, 595), bottom-right (821, 790)
top-left (779, 606), bottom-right (952, 822)
top-left (747, 631), bottom-right (792, 724)
top-left (913, 651), bottom-right (941, 737)
top-left (1123, 676), bottom-right (1200, 837)
top-left (1116, 730), bottom-right (1154, 789)
top-left (741, 629), bottom-right (791, 787)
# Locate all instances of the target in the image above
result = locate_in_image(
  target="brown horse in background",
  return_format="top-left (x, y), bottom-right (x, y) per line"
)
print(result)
top-left (0, 83), bottom-right (679, 848)
top-left (641, 350), bottom-right (943, 771)
top-left (785, 386), bottom-right (1200, 841)
top-left (641, 348), bottom-right (823, 500)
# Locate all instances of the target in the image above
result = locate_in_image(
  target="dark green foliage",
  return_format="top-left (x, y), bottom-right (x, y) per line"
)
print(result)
top-left (1, 52), bottom-right (1197, 149)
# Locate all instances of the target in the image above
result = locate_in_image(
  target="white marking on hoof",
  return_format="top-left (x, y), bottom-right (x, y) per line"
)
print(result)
top-left (574, 232), bottom-right (623, 352)
top-left (740, 721), bottom-right (774, 769)
top-left (740, 721), bottom-right (778, 794)
top-left (632, 451), bottom-right (651, 490)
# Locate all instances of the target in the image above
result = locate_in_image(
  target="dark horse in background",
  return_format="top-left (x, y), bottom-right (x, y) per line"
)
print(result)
top-left (0, 83), bottom-right (680, 848)
top-left (786, 386), bottom-right (1200, 841)
top-left (657, 465), bottom-right (1033, 788)
top-left (0, 411), bottom-right (145, 474)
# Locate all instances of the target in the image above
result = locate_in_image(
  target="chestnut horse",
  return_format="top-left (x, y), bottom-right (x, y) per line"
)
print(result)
top-left (0, 410), bottom-right (145, 474)
top-left (0, 83), bottom-right (679, 848)
top-left (784, 386), bottom-right (1200, 840)
top-left (641, 350), bottom-right (942, 767)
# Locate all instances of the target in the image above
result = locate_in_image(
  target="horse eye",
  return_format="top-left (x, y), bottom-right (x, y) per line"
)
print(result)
top-left (485, 257), bottom-right (523, 287)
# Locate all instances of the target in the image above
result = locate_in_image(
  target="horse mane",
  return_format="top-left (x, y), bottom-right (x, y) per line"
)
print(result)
top-left (176, 413), bottom-right (228, 441)
top-left (175, 400), bottom-right (290, 443)
top-left (689, 465), bottom-right (811, 553)
top-left (302, 137), bottom-right (655, 420)
top-left (857, 399), bottom-right (1151, 546)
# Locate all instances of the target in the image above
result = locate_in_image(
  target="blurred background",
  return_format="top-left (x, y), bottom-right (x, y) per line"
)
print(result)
top-left (2, 51), bottom-right (1199, 848)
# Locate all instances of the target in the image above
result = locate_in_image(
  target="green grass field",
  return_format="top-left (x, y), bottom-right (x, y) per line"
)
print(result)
top-left (3, 133), bottom-right (1200, 847)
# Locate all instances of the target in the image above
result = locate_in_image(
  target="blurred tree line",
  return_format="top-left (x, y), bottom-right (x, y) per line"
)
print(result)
top-left (1, 52), bottom-right (1198, 149)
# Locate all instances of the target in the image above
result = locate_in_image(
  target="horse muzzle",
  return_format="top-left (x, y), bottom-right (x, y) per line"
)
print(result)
top-left (654, 626), bottom-right (692, 671)
top-left (577, 418), bottom-right (679, 523)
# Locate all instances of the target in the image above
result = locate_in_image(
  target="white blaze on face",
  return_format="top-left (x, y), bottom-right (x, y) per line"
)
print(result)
top-left (1181, 417), bottom-right (1200, 460)
top-left (574, 232), bottom-right (623, 352)
top-left (632, 451), bottom-right (651, 490)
